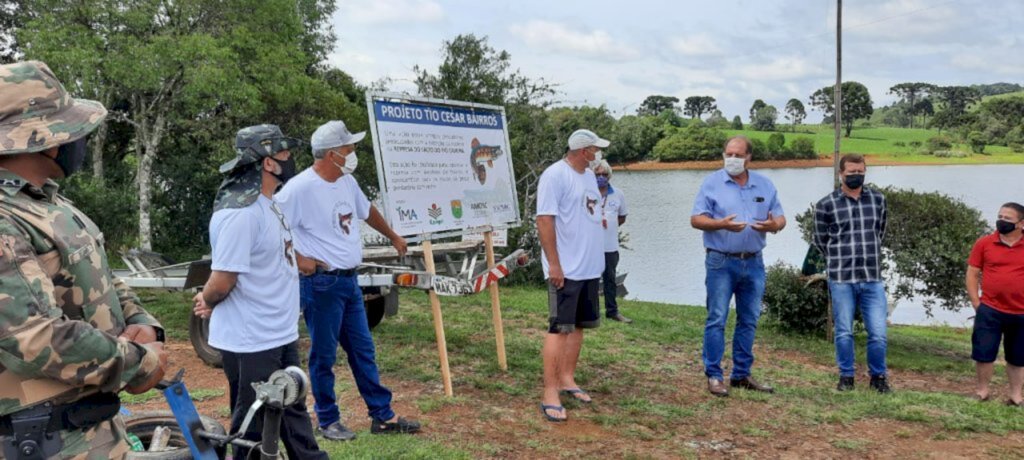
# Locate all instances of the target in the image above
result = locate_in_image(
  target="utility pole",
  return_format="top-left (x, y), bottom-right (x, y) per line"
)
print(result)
top-left (833, 0), bottom-right (843, 188)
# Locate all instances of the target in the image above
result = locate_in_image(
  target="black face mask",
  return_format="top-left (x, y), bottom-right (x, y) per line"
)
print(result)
top-left (269, 156), bottom-right (296, 184)
top-left (996, 219), bottom-right (1019, 235)
top-left (53, 137), bottom-right (89, 178)
top-left (844, 174), bottom-right (865, 190)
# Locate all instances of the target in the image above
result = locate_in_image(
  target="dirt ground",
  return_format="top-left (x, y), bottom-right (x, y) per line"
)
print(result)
top-left (127, 340), bottom-right (1024, 459)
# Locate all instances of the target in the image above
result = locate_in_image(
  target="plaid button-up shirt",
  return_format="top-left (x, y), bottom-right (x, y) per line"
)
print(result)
top-left (812, 187), bottom-right (887, 283)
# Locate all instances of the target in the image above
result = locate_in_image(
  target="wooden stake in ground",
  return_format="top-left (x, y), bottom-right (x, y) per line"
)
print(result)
top-left (422, 239), bottom-right (453, 396)
top-left (484, 230), bottom-right (508, 371)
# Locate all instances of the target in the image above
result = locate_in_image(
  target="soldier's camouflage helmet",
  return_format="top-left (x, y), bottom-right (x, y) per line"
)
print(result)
top-left (0, 61), bottom-right (107, 155)
top-left (213, 124), bottom-right (301, 212)
top-left (219, 124), bottom-right (302, 173)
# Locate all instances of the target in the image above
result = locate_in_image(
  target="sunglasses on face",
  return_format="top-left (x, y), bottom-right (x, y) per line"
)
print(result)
top-left (595, 173), bottom-right (609, 177)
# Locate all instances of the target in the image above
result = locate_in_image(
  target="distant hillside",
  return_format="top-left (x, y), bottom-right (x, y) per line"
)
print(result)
top-left (971, 82), bottom-right (1023, 97)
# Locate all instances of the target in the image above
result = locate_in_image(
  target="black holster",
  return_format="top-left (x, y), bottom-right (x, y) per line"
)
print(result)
top-left (0, 393), bottom-right (120, 460)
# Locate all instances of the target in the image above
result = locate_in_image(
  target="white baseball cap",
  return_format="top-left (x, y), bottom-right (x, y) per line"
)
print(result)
top-left (310, 120), bottom-right (366, 150)
top-left (567, 129), bottom-right (611, 150)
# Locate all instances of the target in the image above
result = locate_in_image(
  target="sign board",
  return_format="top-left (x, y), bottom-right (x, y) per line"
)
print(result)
top-left (366, 93), bottom-right (520, 239)
top-left (462, 227), bottom-right (507, 247)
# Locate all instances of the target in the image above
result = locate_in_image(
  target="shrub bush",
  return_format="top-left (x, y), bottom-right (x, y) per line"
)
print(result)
top-left (968, 131), bottom-right (987, 154)
top-left (1010, 142), bottom-right (1024, 153)
top-left (789, 137), bottom-right (817, 159)
top-left (933, 150), bottom-right (970, 158)
top-left (765, 133), bottom-right (786, 160)
top-left (925, 135), bottom-right (953, 153)
top-left (750, 138), bottom-right (768, 159)
top-left (652, 124), bottom-right (728, 161)
top-left (908, 140), bottom-right (922, 148)
top-left (762, 263), bottom-right (830, 335)
top-left (892, 141), bottom-right (906, 147)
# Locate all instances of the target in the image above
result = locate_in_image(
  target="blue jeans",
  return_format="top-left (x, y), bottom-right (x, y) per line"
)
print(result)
top-left (301, 273), bottom-right (394, 426)
top-left (829, 281), bottom-right (888, 378)
top-left (702, 251), bottom-right (766, 380)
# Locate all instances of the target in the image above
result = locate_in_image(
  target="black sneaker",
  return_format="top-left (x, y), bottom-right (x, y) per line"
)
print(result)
top-left (371, 416), bottom-right (421, 434)
top-left (836, 376), bottom-right (855, 391)
top-left (319, 421), bottom-right (357, 441)
top-left (870, 375), bottom-right (892, 394)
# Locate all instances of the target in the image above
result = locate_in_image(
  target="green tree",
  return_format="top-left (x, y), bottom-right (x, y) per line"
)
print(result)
top-left (765, 132), bottom-right (786, 159)
top-left (683, 95), bottom-right (716, 120)
top-left (607, 115), bottom-right (661, 162)
top-left (751, 104), bottom-right (778, 131)
top-left (731, 115), bottom-right (743, 130)
top-left (706, 109), bottom-right (729, 128)
top-left (935, 86), bottom-right (981, 118)
top-left (18, 0), bottom-right (343, 256)
top-left (809, 81), bottom-right (874, 137)
top-left (637, 95), bottom-right (680, 117)
top-left (888, 82), bottom-right (935, 129)
top-left (749, 99), bottom-right (767, 121)
top-left (784, 98), bottom-right (806, 132)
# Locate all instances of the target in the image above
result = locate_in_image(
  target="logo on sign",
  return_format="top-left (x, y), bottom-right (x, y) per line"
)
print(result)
top-left (428, 203), bottom-right (444, 225)
top-left (396, 207), bottom-right (419, 222)
top-left (451, 200), bottom-right (463, 219)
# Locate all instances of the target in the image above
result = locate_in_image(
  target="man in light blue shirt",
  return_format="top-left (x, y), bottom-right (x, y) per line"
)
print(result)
top-left (690, 136), bottom-right (786, 397)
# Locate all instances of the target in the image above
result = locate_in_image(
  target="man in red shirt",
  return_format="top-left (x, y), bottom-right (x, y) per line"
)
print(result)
top-left (966, 202), bottom-right (1024, 406)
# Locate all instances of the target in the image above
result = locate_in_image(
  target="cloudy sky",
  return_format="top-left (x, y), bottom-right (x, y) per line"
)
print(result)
top-left (328, 0), bottom-right (1023, 122)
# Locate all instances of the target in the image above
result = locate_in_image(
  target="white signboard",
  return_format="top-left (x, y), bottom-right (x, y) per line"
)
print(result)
top-left (367, 94), bottom-right (520, 238)
top-left (462, 227), bottom-right (508, 247)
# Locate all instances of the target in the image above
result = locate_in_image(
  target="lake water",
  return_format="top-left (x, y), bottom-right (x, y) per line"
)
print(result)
top-left (611, 164), bottom-right (1023, 327)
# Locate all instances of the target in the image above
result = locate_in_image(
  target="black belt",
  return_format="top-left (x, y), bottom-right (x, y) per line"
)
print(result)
top-left (0, 392), bottom-right (120, 436)
top-left (314, 267), bottom-right (357, 277)
top-left (707, 248), bottom-right (760, 260)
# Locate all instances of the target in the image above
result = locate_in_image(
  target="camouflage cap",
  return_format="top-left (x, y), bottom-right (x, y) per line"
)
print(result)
top-left (0, 61), bottom-right (107, 155)
top-left (219, 124), bottom-right (302, 173)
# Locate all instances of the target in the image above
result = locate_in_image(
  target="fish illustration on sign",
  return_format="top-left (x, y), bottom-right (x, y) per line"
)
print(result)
top-left (469, 138), bottom-right (504, 185)
top-left (339, 213), bottom-right (353, 234)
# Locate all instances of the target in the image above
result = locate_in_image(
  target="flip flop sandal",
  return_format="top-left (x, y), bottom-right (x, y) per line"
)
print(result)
top-left (560, 388), bottom-right (592, 404)
top-left (974, 393), bottom-right (990, 402)
top-left (540, 404), bottom-right (567, 422)
top-left (1005, 399), bottom-right (1023, 407)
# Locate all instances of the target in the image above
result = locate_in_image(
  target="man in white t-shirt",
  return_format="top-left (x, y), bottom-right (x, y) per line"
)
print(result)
top-left (276, 120), bottom-right (420, 441)
top-left (193, 124), bottom-right (328, 460)
top-left (594, 160), bottom-right (631, 323)
top-left (536, 128), bottom-right (608, 422)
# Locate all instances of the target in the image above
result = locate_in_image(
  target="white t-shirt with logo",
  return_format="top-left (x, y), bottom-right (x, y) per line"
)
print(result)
top-left (536, 160), bottom-right (605, 280)
top-left (208, 195), bottom-right (300, 353)
top-left (275, 169), bottom-right (371, 270)
top-left (601, 187), bottom-right (628, 252)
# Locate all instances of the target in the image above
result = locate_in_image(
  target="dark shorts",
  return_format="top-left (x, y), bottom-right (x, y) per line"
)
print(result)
top-left (972, 303), bottom-right (1024, 366)
top-left (548, 278), bottom-right (601, 334)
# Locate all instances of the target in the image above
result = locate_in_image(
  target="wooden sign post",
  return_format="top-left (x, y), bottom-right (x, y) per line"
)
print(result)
top-left (483, 230), bottom-right (508, 371)
top-left (421, 238), bottom-right (453, 396)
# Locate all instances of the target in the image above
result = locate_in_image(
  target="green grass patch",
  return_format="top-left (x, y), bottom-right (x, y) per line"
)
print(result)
top-left (721, 126), bottom-right (1021, 163)
top-left (121, 387), bottom-right (224, 405)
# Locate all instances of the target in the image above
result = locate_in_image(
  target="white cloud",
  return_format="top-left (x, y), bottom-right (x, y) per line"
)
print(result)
top-left (509, 20), bottom-right (640, 62)
top-left (733, 56), bottom-right (828, 81)
top-left (841, 0), bottom-right (962, 41)
top-left (337, 0), bottom-right (444, 25)
top-left (669, 34), bottom-right (725, 57)
top-left (951, 52), bottom-right (1024, 76)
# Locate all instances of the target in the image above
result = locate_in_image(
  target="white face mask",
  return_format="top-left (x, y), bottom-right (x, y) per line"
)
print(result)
top-left (724, 156), bottom-right (746, 176)
top-left (332, 150), bottom-right (358, 175)
top-left (342, 152), bottom-right (358, 175)
top-left (588, 150), bottom-right (603, 170)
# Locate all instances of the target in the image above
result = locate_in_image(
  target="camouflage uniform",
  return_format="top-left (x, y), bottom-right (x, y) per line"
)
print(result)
top-left (0, 61), bottom-right (164, 459)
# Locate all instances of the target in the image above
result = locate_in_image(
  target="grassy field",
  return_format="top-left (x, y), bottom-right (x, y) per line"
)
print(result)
top-left (136, 287), bottom-right (1024, 458)
top-left (722, 126), bottom-right (1024, 165)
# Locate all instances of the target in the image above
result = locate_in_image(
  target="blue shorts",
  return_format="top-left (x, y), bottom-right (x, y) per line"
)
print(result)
top-left (972, 304), bottom-right (1024, 367)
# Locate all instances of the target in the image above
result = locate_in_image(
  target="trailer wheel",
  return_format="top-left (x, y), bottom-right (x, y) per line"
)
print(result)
top-left (123, 411), bottom-right (226, 460)
top-left (189, 314), bottom-right (222, 368)
top-left (363, 287), bottom-right (386, 330)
